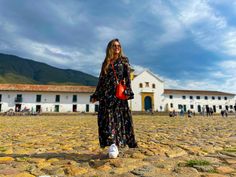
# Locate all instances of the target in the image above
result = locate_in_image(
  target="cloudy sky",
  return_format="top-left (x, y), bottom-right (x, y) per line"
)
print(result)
top-left (0, 0), bottom-right (236, 93)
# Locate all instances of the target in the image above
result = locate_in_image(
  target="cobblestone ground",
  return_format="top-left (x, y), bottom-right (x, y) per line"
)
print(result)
top-left (0, 115), bottom-right (235, 177)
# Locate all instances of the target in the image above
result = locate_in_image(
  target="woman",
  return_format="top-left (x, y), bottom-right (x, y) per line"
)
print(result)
top-left (90, 39), bottom-right (137, 157)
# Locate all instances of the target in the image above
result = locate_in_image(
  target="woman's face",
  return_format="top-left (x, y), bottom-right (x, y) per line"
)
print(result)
top-left (112, 41), bottom-right (121, 55)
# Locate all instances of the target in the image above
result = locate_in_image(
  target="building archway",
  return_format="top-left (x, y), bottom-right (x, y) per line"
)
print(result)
top-left (141, 92), bottom-right (154, 111)
top-left (144, 96), bottom-right (152, 111)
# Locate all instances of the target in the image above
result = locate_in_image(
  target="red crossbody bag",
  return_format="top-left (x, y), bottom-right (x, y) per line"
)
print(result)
top-left (111, 62), bottom-right (128, 100)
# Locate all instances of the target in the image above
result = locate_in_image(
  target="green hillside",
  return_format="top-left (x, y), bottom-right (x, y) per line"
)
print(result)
top-left (0, 53), bottom-right (98, 86)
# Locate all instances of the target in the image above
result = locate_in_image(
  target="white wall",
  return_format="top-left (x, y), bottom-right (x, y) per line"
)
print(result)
top-left (0, 91), bottom-right (98, 113)
top-left (131, 71), bottom-right (165, 111)
top-left (164, 94), bottom-right (235, 113)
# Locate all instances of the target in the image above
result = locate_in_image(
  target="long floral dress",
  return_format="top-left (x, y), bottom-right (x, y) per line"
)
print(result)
top-left (91, 57), bottom-right (137, 148)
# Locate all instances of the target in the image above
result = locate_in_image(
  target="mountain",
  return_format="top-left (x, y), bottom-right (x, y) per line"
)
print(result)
top-left (0, 53), bottom-right (98, 86)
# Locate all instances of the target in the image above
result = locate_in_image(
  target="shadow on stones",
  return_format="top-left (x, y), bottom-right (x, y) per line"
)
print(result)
top-left (0, 152), bottom-right (108, 165)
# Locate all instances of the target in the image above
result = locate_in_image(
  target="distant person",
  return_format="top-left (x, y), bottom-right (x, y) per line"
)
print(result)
top-left (234, 105), bottom-right (236, 117)
top-left (221, 110), bottom-right (224, 117)
top-left (206, 106), bottom-right (210, 117)
top-left (202, 107), bottom-right (205, 116)
top-left (180, 108), bottom-right (184, 117)
top-left (169, 110), bottom-right (177, 117)
top-left (90, 38), bottom-right (137, 158)
top-left (209, 107), bottom-right (213, 116)
top-left (187, 109), bottom-right (192, 118)
top-left (149, 108), bottom-right (154, 115)
top-left (173, 110), bottom-right (177, 117)
top-left (224, 110), bottom-right (228, 117)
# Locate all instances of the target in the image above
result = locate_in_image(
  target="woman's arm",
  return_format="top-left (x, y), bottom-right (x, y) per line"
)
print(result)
top-left (90, 69), bottom-right (104, 102)
top-left (123, 57), bottom-right (134, 100)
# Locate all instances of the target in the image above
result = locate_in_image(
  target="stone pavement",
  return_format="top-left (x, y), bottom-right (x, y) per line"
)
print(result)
top-left (0, 115), bottom-right (235, 177)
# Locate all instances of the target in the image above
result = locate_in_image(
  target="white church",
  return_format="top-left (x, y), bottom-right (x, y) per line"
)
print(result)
top-left (0, 70), bottom-right (235, 114)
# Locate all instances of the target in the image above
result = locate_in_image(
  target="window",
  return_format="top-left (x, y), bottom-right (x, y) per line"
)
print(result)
top-left (182, 96), bottom-right (186, 99)
top-left (0, 94), bottom-right (1, 102)
top-left (190, 105), bottom-right (194, 109)
top-left (54, 105), bottom-right (59, 112)
top-left (15, 94), bottom-right (22, 102)
top-left (170, 103), bottom-right (173, 108)
top-left (145, 82), bottom-right (149, 87)
top-left (196, 96), bottom-right (200, 99)
top-left (178, 104), bottom-right (182, 109)
top-left (139, 83), bottom-right (143, 88)
top-left (218, 96), bottom-right (221, 100)
top-left (204, 96), bottom-right (208, 100)
top-left (219, 105), bottom-right (222, 109)
top-left (190, 96), bottom-right (193, 99)
top-left (72, 95), bottom-right (77, 102)
top-left (55, 95), bottom-right (60, 102)
top-left (224, 97), bottom-right (227, 100)
top-left (72, 105), bottom-right (77, 112)
top-left (36, 105), bottom-right (41, 113)
top-left (86, 104), bottom-right (89, 112)
top-left (212, 96), bottom-right (215, 100)
top-left (230, 105), bottom-right (233, 109)
top-left (152, 84), bottom-right (156, 88)
top-left (36, 95), bottom-right (41, 102)
top-left (169, 95), bottom-right (173, 99)
top-left (183, 105), bottom-right (186, 112)
top-left (197, 105), bottom-right (201, 112)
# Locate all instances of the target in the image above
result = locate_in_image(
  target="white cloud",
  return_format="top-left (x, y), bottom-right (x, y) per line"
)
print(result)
top-left (132, 64), bottom-right (149, 75)
top-left (95, 25), bottom-right (134, 46)
top-left (221, 31), bottom-right (236, 56)
top-left (164, 77), bottom-right (235, 93)
top-left (208, 0), bottom-right (236, 6)
top-left (147, 0), bottom-right (186, 48)
top-left (215, 60), bottom-right (236, 89)
top-left (176, 1), bottom-right (226, 28)
top-left (48, 2), bottom-right (88, 25)
top-left (95, 26), bottom-right (118, 41)
top-left (211, 71), bottom-right (227, 78)
top-left (163, 59), bottom-right (236, 93)
top-left (0, 20), bottom-right (16, 33)
top-left (3, 37), bottom-right (104, 76)
top-left (169, 0), bottom-right (236, 57)
top-left (219, 60), bottom-right (236, 70)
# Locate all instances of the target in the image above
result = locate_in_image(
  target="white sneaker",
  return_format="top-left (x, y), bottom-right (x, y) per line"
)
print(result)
top-left (108, 144), bottom-right (119, 158)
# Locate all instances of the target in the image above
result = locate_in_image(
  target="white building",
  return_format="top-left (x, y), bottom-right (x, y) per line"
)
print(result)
top-left (130, 70), bottom-right (235, 113)
top-left (0, 70), bottom-right (235, 114)
top-left (163, 89), bottom-right (235, 113)
top-left (0, 84), bottom-right (98, 113)
top-left (130, 70), bottom-right (165, 112)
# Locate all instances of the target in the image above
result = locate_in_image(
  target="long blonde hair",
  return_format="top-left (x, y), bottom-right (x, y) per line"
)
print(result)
top-left (101, 38), bottom-right (125, 75)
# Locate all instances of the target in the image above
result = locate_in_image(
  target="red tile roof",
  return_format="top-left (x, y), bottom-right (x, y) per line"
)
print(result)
top-left (164, 89), bottom-right (235, 96)
top-left (0, 84), bottom-right (96, 93)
